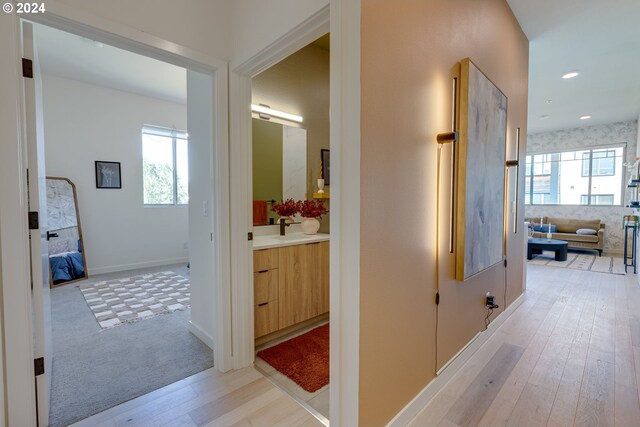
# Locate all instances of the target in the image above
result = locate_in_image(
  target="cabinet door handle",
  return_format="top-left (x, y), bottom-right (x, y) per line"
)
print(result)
top-left (257, 269), bottom-right (269, 273)
top-left (258, 302), bottom-right (268, 307)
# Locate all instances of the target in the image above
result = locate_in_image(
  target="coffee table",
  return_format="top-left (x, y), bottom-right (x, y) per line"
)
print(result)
top-left (527, 238), bottom-right (569, 261)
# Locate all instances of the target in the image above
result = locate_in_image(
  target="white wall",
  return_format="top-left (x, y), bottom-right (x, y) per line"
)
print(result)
top-left (525, 120), bottom-right (638, 253)
top-left (229, 0), bottom-right (329, 66)
top-left (42, 75), bottom-right (189, 274)
top-left (49, 0), bottom-right (231, 61)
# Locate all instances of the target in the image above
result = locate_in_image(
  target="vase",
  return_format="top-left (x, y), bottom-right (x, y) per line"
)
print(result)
top-left (301, 217), bottom-right (320, 235)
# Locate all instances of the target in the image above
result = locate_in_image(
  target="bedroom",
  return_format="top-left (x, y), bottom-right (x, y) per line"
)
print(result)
top-left (32, 23), bottom-right (215, 427)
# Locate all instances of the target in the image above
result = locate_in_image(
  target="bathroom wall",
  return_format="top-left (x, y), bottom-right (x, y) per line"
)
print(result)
top-left (359, 0), bottom-right (529, 424)
top-left (524, 120), bottom-right (638, 254)
top-left (252, 41), bottom-right (330, 232)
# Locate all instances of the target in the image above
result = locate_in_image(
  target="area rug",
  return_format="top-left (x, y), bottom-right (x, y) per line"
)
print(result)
top-left (257, 323), bottom-right (329, 392)
top-left (528, 251), bottom-right (626, 275)
top-left (79, 271), bottom-right (190, 328)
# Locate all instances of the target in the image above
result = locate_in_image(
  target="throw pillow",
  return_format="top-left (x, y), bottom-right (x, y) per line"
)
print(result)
top-left (533, 224), bottom-right (558, 233)
top-left (576, 228), bottom-right (597, 235)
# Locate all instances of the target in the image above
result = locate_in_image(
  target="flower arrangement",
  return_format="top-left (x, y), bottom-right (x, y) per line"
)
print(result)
top-left (297, 199), bottom-right (328, 219)
top-left (271, 198), bottom-right (299, 218)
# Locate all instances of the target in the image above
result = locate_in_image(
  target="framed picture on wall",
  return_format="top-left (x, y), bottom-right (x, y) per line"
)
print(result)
top-left (95, 161), bottom-right (122, 189)
top-left (321, 149), bottom-right (330, 185)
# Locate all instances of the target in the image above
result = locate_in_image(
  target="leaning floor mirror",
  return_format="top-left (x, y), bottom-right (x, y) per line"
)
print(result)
top-left (46, 177), bottom-right (88, 287)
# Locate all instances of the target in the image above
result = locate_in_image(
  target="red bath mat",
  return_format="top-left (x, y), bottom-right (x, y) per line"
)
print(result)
top-left (257, 324), bottom-right (329, 392)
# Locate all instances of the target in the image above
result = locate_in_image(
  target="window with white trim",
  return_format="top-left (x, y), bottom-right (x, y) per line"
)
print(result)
top-left (525, 144), bottom-right (625, 206)
top-left (142, 126), bottom-right (188, 205)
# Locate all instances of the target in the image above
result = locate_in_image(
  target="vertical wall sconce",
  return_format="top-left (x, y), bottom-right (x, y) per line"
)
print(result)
top-left (505, 128), bottom-right (520, 234)
top-left (437, 76), bottom-right (459, 254)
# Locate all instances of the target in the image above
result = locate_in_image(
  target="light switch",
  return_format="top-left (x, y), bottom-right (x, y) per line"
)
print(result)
top-left (202, 200), bottom-right (209, 217)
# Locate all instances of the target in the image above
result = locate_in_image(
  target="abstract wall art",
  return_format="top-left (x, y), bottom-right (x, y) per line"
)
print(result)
top-left (456, 58), bottom-right (508, 281)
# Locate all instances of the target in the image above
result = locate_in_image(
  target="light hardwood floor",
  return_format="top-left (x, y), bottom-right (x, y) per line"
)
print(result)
top-left (69, 263), bottom-right (636, 427)
top-left (68, 366), bottom-right (324, 427)
top-left (409, 264), bottom-right (640, 427)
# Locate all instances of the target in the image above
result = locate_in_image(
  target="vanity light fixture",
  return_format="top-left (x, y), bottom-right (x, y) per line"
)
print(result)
top-left (580, 115), bottom-right (592, 120)
top-left (251, 104), bottom-right (303, 123)
top-left (562, 71), bottom-right (579, 79)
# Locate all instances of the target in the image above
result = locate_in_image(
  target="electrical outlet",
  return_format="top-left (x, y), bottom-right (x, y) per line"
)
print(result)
top-left (485, 294), bottom-right (499, 309)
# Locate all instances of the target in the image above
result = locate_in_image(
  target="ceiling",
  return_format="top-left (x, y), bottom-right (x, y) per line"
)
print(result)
top-left (33, 23), bottom-right (186, 104)
top-left (34, 3), bottom-right (640, 134)
top-left (507, 0), bottom-right (640, 133)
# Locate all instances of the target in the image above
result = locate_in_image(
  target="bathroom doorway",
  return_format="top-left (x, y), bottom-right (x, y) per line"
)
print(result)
top-left (249, 34), bottom-right (331, 422)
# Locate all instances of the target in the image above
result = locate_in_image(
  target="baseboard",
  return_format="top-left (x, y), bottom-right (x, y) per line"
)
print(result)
top-left (386, 293), bottom-right (525, 427)
top-left (189, 320), bottom-right (215, 350)
top-left (89, 257), bottom-right (189, 275)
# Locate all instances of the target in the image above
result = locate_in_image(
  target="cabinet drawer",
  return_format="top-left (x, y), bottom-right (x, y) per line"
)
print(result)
top-left (254, 301), bottom-right (278, 338)
top-left (253, 248), bottom-right (278, 272)
top-left (254, 270), bottom-right (278, 305)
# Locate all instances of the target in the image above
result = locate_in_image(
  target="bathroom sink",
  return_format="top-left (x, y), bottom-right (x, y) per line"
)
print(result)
top-left (253, 232), bottom-right (329, 249)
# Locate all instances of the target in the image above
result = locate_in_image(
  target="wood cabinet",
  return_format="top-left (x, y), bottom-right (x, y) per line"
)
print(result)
top-left (253, 241), bottom-right (329, 338)
top-left (253, 248), bottom-right (279, 338)
top-left (278, 241), bottom-right (330, 329)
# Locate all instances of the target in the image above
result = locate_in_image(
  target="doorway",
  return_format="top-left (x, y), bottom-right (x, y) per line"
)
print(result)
top-left (249, 34), bottom-right (331, 422)
top-left (18, 16), bottom-right (230, 426)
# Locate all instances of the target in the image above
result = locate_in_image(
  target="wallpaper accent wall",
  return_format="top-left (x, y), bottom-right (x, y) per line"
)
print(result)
top-left (525, 120), bottom-right (639, 253)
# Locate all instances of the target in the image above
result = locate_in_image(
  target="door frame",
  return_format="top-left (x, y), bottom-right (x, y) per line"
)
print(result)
top-left (0, 4), bottom-right (231, 425)
top-left (228, 4), bottom-right (330, 370)
top-left (228, 2), bottom-right (361, 425)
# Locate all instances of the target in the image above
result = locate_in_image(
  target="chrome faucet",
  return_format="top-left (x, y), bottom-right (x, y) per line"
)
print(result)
top-left (279, 218), bottom-right (290, 236)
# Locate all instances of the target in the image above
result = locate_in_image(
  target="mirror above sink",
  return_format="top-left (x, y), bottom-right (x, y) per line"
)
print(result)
top-left (252, 118), bottom-right (307, 226)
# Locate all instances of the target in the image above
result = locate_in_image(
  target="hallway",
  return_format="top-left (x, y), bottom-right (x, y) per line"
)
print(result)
top-left (410, 264), bottom-right (639, 427)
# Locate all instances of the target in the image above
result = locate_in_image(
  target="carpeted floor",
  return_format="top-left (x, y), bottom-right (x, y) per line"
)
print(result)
top-left (49, 264), bottom-right (214, 427)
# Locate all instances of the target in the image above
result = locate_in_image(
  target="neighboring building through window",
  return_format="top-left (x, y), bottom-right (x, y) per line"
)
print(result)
top-left (525, 145), bottom-right (625, 206)
top-left (142, 126), bottom-right (188, 205)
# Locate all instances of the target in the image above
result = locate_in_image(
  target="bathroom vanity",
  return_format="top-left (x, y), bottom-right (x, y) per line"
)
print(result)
top-left (253, 233), bottom-right (329, 342)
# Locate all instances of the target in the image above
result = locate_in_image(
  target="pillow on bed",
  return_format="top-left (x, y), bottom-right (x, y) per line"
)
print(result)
top-left (49, 240), bottom-right (69, 255)
top-left (576, 228), bottom-right (597, 235)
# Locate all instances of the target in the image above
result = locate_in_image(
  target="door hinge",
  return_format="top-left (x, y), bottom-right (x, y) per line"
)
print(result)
top-left (435, 291), bottom-right (440, 306)
top-left (504, 259), bottom-right (508, 268)
top-left (248, 232), bottom-right (253, 241)
top-left (22, 58), bottom-right (33, 78)
top-left (34, 357), bottom-right (44, 376)
top-left (28, 211), bottom-right (39, 230)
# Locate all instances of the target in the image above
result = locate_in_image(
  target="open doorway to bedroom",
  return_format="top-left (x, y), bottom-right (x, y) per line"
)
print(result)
top-left (31, 22), bottom-right (215, 427)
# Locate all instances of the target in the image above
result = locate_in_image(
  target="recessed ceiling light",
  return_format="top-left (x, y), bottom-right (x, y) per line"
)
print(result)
top-left (562, 71), bottom-right (579, 79)
top-left (546, 99), bottom-right (553, 104)
top-left (580, 115), bottom-right (591, 120)
top-left (539, 115), bottom-right (550, 120)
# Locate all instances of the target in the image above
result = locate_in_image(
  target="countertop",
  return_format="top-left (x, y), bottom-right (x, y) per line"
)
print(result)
top-left (252, 232), bottom-right (330, 250)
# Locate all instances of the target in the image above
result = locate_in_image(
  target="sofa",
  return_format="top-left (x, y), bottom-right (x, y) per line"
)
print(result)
top-left (528, 216), bottom-right (605, 255)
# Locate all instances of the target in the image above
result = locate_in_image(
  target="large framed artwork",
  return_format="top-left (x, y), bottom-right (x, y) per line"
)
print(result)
top-left (455, 58), bottom-right (508, 282)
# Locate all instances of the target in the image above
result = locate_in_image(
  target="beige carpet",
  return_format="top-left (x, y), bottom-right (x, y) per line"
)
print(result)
top-left (528, 251), bottom-right (626, 275)
top-left (80, 271), bottom-right (190, 328)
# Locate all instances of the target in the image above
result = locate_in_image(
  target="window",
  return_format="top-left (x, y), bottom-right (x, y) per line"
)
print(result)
top-left (525, 145), bottom-right (625, 206)
top-left (582, 149), bottom-right (616, 177)
top-left (142, 126), bottom-right (188, 205)
top-left (580, 194), bottom-right (614, 205)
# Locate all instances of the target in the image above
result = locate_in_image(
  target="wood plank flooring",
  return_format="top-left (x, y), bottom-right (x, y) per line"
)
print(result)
top-left (68, 366), bottom-right (324, 427)
top-left (69, 263), bottom-right (639, 427)
top-left (410, 265), bottom-right (640, 427)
